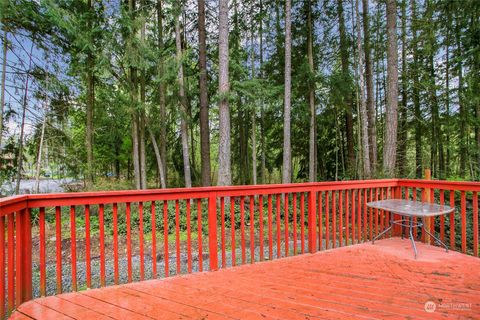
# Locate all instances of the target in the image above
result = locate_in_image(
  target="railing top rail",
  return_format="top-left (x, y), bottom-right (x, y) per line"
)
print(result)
top-left (0, 179), bottom-right (398, 212)
top-left (398, 179), bottom-right (480, 192)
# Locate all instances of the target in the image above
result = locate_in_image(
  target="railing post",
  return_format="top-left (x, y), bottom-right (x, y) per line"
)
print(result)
top-left (424, 169), bottom-right (432, 244)
top-left (22, 209), bottom-right (32, 302)
top-left (308, 190), bottom-right (317, 253)
top-left (208, 193), bottom-right (218, 271)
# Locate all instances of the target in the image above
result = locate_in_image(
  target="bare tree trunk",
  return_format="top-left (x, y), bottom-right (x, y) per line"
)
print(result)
top-left (157, 0), bottom-right (167, 185)
top-left (85, 0), bottom-right (95, 186)
top-left (396, 0), bottom-right (408, 177)
top-left (15, 43), bottom-right (34, 194)
top-left (307, 0), bottom-right (317, 182)
top-left (175, 13), bottom-right (192, 188)
top-left (383, 0), bottom-right (399, 177)
top-left (456, 15), bottom-right (467, 177)
top-left (218, 0), bottom-right (231, 186)
top-left (0, 31), bottom-right (7, 152)
top-left (197, 0), bottom-right (211, 186)
top-left (282, 0), bottom-right (292, 184)
top-left (139, 6), bottom-right (147, 189)
top-left (35, 83), bottom-right (48, 193)
top-left (362, 0), bottom-right (377, 175)
top-left (251, 27), bottom-right (257, 185)
top-left (338, 0), bottom-right (355, 175)
top-left (410, 0), bottom-right (422, 178)
top-left (259, 0), bottom-right (266, 184)
top-left (147, 125), bottom-right (166, 188)
top-left (356, 0), bottom-right (371, 178)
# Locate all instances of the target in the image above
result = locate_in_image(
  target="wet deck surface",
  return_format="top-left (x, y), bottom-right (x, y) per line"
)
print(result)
top-left (10, 238), bottom-right (480, 319)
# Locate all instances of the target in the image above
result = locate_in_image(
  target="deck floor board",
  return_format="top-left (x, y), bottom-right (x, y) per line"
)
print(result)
top-left (10, 238), bottom-right (480, 320)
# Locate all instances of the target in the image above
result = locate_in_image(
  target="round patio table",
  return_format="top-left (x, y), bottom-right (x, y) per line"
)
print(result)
top-left (367, 199), bottom-right (454, 259)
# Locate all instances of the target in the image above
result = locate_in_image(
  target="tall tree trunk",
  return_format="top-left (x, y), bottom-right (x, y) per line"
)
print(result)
top-left (251, 25), bottom-right (257, 185)
top-left (356, 0), bottom-right (371, 178)
top-left (383, 0), bottom-right (398, 177)
top-left (139, 4), bottom-right (147, 189)
top-left (307, 0), bottom-right (317, 182)
top-left (218, 0), bottom-right (231, 186)
top-left (259, 0), bottom-right (266, 184)
top-left (362, 0), bottom-right (377, 175)
top-left (197, 0), bottom-right (211, 186)
top-left (85, 0), bottom-right (95, 185)
top-left (35, 85), bottom-right (48, 194)
top-left (0, 31), bottom-right (7, 152)
top-left (456, 15), bottom-right (466, 177)
top-left (15, 43), bottom-right (34, 194)
top-left (445, 15), bottom-right (451, 177)
top-left (410, 0), bottom-right (422, 178)
top-left (157, 0), bottom-right (167, 185)
top-left (175, 12), bottom-right (192, 188)
top-left (282, 0), bottom-right (292, 184)
top-left (397, 0), bottom-right (408, 177)
top-left (147, 125), bottom-right (166, 188)
top-left (338, 0), bottom-right (355, 175)
top-left (129, 0), bottom-right (141, 190)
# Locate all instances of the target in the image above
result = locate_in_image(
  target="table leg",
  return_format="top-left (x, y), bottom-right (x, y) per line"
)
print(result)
top-left (423, 226), bottom-right (449, 252)
top-left (409, 216), bottom-right (418, 259)
top-left (372, 216), bottom-right (393, 244)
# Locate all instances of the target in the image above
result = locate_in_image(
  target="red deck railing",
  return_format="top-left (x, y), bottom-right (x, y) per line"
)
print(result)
top-left (0, 179), bottom-right (478, 319)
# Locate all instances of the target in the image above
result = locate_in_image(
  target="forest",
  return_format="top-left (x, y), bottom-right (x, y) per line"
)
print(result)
top-left (0, 0), bottom-right (479, 193)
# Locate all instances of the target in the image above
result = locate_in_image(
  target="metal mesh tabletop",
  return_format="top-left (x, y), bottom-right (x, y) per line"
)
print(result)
top-left (367, 199), bottom-right (454, 217)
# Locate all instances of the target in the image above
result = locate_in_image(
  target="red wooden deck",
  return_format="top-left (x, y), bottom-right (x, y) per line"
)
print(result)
top-left (10, 238), bottom-right (480, 320)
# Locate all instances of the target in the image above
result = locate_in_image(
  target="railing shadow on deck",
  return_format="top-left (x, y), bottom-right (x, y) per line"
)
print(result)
top-left (0, 179), bottom-right (479, 319)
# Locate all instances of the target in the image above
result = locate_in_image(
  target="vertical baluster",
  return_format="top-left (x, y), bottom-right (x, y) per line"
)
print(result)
top-left (318, 192), bottom-right (323, 250)
top-left (276, 194), bottom-right (281, 258)
top-left (139, 202), bottom-right (144, 280)
top-left (231, 197), bottom-right (236, 266)
top-left (221, 197), bottom-right (226, 267)
top-left (151, 202), bottom-right (157, 278)
top-left (197, 199), bottom-right (203, 271)
top-left (250, 195), bottom-right (255, 263)
top-left (163, 200), bottom-right (169, 277)
top-left (240, 196), bottom-right (245, 264)
top-left (412, 188), bottom-right (417, 238)
top-left (37, 208), bottom-right (45, 298)
top-left (187, 200), bottom-right (192, 272)
top-left (421, 188), bottom-right (426, 242)
top-left (339, 190), bottom-right (343, 247)
top-left (259, 195), bottom-right (264, 261)
top-left (352, 190), bottom-right (356, 243)
top-left (113, 203), bottom-right (119, 284)
top-left (126, 202), bottom-right (132, 282)
top-left (7, 214), bottom-right (14, 313)
top-left (284, 193), bottom-right (289, 256)
top-left (440, 190), bottom-right (445, 242)
top-left (363, 189), bottom-right (367, 241)
top-left (332, 191), bottom-right (336, 248)
top-left (0, 216), bottom-right (4, 318)
top-left (293, 193), bottom-right (297, 255)
top-left (85, 205), bottom-right (91, 288)
top-left (268, 195), bottom-right (273, 260)
top-left (70, 206), bottom-right (77, 291)
top-left (15, 211), bottom-right (23, 306)
top-left (369, 188), bottom-right (373, 240)
top-left (175, 200), bottom-right (180, 274)
top-left (54, 207), bottom-right (62, 294)
top-left (308, 191), bottom-right (317, 253)
top-left (99, 204), bottom-right (106, 286)
top-left (325, 191), bottom-right (329, 249)
top-left (374, 188), bottom-right (379, 236)
top-left (345, 190), bottom-right (349, 245)
top-left (461, 191), bottom-right (466, 253)
top-left (449, 191), bottom-right (455, 249)
top-left (357, 189), bottom-right (362, 242)
top-left (300, 193), bottom-right (305, 253)
top-left (473, 192), bottom-right (478, 257)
